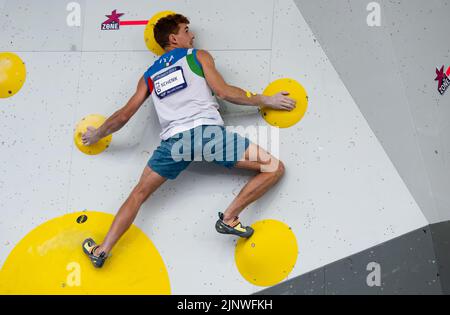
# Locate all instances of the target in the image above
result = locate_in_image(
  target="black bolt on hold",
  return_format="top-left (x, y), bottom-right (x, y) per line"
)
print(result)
top-left (263, 112), bottom-right (267, 116)
top-left (8, 90), bottom-right (12, 94)
top-left (76, 214), bottom-right (88, 224)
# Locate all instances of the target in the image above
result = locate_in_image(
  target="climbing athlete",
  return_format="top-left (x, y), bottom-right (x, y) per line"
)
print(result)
top-left (81, 14), bottom-right (296, 268)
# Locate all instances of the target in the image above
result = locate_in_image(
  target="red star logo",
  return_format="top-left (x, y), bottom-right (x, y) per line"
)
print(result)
top-left (435, 65), bottom-right (447, 87)
top-left (103, 10), bottom-right (124, 24)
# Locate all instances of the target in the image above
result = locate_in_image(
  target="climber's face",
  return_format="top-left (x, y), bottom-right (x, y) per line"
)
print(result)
top-left (169, 23), bottom-right (195, 49)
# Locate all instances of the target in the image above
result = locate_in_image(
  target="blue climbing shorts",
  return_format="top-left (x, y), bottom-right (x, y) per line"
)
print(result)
top-left (148, 125), bottom-right (251, 180)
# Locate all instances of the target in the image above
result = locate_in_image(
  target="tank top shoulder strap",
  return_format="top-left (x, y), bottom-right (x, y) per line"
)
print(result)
top-left (186, 48), bottom-right (204, 78)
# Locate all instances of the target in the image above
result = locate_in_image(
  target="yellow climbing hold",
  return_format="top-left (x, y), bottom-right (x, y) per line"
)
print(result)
top-left (260, 78), bottom-right (308, 128)
top-left (0, 211), bottom-right (171, 294)
top-left (0, 52), bottom-right (26, 98)
top-left (235, 219), bottom-right (298, 287)
top-left (74, 114), bottom-right (112, 155)
top-left (144, 11), bottom-right (177, 55)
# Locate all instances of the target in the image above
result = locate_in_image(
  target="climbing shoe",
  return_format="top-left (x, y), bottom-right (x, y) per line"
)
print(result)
top-left (215, 212), bottom-right (254, 238)
top-left (82, 238), bottom-right (108, 268)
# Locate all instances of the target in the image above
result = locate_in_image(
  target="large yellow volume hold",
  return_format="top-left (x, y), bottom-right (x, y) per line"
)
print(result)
top-left (0, 211), bottom-right (171, 295)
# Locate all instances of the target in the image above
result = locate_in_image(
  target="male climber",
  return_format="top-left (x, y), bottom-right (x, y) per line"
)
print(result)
top-left (81, 14), bottom-right (296, 268)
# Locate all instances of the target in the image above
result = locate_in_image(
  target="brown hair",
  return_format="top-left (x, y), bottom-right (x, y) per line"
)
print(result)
top-left (153, 14), bottom-right (190, 49)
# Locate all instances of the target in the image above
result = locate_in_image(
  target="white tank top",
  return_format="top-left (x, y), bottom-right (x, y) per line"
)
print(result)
top-left (143, 48), bottom-right (224, 140)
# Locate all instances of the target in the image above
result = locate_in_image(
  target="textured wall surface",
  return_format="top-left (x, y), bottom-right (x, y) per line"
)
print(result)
top-left (1, 0), bottom-right (447, 294)
top-left (294, 0), bottom-right (450, 224)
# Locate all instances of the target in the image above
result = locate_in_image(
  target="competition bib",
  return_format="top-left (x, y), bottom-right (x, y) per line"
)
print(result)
top-left (153, 66), bottom-right (187, 99)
